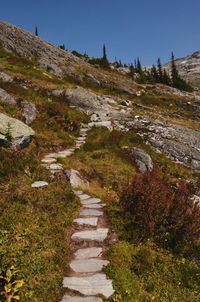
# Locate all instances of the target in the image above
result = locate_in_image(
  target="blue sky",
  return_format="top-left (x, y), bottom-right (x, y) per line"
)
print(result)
top-left (0, 0), bottom-right (199, 65)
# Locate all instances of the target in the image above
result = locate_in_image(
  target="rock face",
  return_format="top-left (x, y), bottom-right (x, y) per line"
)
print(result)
top-left (124, 116), bottom-right (200, 171)
top-left (123, 147), bottom-right (153, 173)
top-left (0, 113), bottom-right (35, 148)
top-left (0, 88), bottom-right (16, 105)
top-left (164, 50), bottom-right (200, 87)
top-left (20, 100), bottom-right (37, 124)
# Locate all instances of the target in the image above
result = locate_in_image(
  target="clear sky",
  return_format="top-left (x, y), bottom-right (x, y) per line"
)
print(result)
top-left (0, 0), bottom-right (199, 65)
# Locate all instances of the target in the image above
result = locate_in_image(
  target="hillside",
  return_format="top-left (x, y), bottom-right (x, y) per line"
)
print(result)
top-left (164, 50), bottom-right (200, 88)
top-left (0, 20), bottom-right (200, 302)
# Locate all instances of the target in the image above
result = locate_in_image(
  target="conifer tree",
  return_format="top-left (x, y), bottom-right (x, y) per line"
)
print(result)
top-left (171, 52), bottom-right (179, 85)
top-left (151, 64), bottom-right (159, 83)
top-left (101, 44), bottom-right (109, 67)
top-left (129, 63), bottom-right (135, 77)
top-left (163, 69), bottom-right (171, 86)
top-left (157, 58), bottom-right (163, 83)
top-left (35, 26), bottom-right (38, 36)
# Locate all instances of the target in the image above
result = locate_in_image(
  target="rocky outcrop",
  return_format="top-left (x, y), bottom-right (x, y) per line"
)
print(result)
top-left (0, 72), bottom-right (13, 83)
top-left (123, 146), bottom-right (153, 173)
top-left (20, 100), bottom-right (37, 124)
top-left (0, 88), bottom-right (16, 105)
top-left (0, 20), bottom-right (83, 77)
top-left (124, 116), bottom-right (200, 171)
top-left (0, 113), bottom-right (34, 148)
top-left (65, 169), bottom-right (89, 188)
top-left (164, 50), bottom-right (200, 87)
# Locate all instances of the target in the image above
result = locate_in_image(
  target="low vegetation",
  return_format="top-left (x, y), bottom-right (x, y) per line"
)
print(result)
top-left (0, 148), bottom-right (79, 302)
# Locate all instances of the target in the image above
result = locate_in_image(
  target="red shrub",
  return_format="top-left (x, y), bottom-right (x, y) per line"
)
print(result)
top-left (121, 171), bottom-right (200, 250)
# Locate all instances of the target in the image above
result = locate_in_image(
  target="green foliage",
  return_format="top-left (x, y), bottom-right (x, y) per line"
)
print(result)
top-left (107, 242), bottom-right (200, 302)
top-left (0, 266), bottom-right (24, 302)
top-left (4, 123), bottom-right (13, 148)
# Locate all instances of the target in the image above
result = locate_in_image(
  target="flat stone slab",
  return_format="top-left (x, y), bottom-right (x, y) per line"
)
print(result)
top-left (80, 209), bottom-right (103, 217)
top-left (63, 273), bottom-right (114, 298)
top-left (79, 194), bottom-right (91, 200)
top-left (70, 259), bottom-right (109, 273)
top-left (71, 228), bottom-right (108, 242)
top-left (47, 163), bottom-right (63, 170)
top-left (31, 181), bottom-right (48, 188)
top-left (81, 198), bottom-right (101, 205)
top-left (74, 190), bottom-right (83, 195)
top-left (74, 217), bottom-right (98, 227)
top-left (61, 295), bottom-right (102, 302)
top-left (84, 204), bottom-right (105, 209)
top-left (74, 247), bottom-right (102, 259)
top-left (41, 158), bottom-right (57, 164)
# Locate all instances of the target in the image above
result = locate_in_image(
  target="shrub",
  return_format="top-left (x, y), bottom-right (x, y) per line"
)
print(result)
top-left (121, 170), bottom-right (200, 251)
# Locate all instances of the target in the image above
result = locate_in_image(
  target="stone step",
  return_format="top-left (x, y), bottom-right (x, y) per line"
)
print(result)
top-left (79, 194), bottom-right (91, 200)
top-left (74, 247), bottom-right (102, 259)
top-left (41, 158), bottom-right (57, 164)
top-left (83, 204), bottom-right (105, 209)
top-left (61, 296), bottom-right (102, 302)
top-left (71, 228), bottom-right (109, 242)
top-left (74, 217), bottom-right (98, 227)
top-left (80, 209), bottom-right (103, 217)
top-left (31, 181), bottom-right (48, 188)
top-left (74, 190), bottom-right (83, 195)
top-left (69, 259), bottom-right (109, 273)
top-left (46, 163), bottom-right (63, 170)
top-left (81, 198), bottom-right (101, 205)
top-left (63, 273), bottom-right (114, 298)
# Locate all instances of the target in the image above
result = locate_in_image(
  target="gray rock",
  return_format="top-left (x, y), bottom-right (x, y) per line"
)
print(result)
top-left (63, 273), bottom-right (114, 298)
top-left (41, 158), bottom-right (57, 164)
top-left (61, 296), bottom-right (103, 302)
top-left (47, 163), bottom-right (63, 170)
top-left (74, 217), bottom-right (98, 227)
top-left (0, 72), bottom-right (13, 82)
top-left (0, 88), bottom-right (16, 105)
top-left (65, 170), bottom-right (89, 188)
top-left (69, 259), bottom-right (109, 273)
top-left (74, 190), bottom-right (83, 195)
top-left (123, 147), bottom-right (153, 173)
top-left (81, 197), bottom-right (101, 205)
top-left (0, 113), bottom-right (34, 148)
top-left (84, 204), bottom-right (105, 209)
top-left (20, 100), bottom-right (37, 125)
top-left (31, 181), bottom-right (48, 188)
top-left (80, 209), bottom-right (103, 217)
top-left (74, 247), bottom-right (102, 259)
top-left (79, 194), bottom-right (91, 200)
top-left (71, 228), bottom-right (109, 242)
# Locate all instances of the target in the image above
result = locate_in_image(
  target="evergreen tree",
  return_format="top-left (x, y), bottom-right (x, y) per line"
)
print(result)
top-left (101, 44), bottom-right (109, 67)
top-left (151, 64), bottom-right (159, 83)
top-left (163, 69), bottom-right (171, 86)
top-left (4, 122), bottom-right (12, 148)
top-left (157, 58), bottom-right (163, 83)
top-left (171, 52), bottom-right (179, 85)
top-left (136, 57), bottom-right (142, 73)
top-left (35, 26), bottom-right (38, 36)
top-left (129, 63), bottom-right (135, 77)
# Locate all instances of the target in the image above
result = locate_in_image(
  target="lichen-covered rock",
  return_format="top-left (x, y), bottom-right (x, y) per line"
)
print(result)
top-left (65, 169), bottom-right (89, 188)
top-left (0, 113), bottom-right (34, 148)
top-left (0, 72), bottom-right (13, 82)
top-left (123, 146), bottom-right (153, 173)
top-left (0, 88), bottom-right (16, 105)
top-left (20, 100), bottom-right (37, 124)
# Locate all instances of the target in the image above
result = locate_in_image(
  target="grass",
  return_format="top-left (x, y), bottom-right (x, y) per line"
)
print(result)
top-left (0, 147), bottom-right (79, 302)
top-left (106, 242), bottom-right (200, 302)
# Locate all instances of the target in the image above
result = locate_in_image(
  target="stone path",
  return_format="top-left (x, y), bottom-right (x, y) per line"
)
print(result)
top-left (33, 122), bottom-right (115, 301)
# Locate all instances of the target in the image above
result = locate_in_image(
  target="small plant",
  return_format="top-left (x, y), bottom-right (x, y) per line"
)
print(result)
top-left (0, 266), bottom-right (24, 302)
top-left (4, 123), bottom-right (13, 148)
